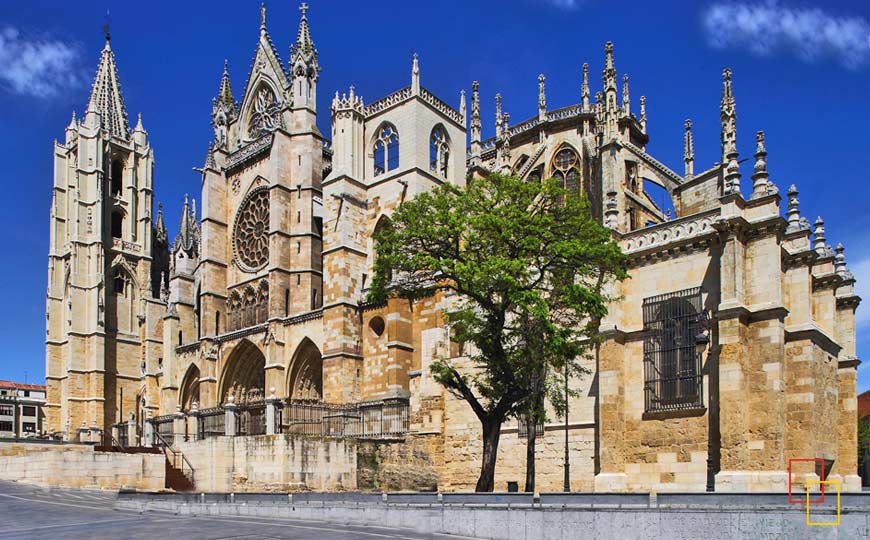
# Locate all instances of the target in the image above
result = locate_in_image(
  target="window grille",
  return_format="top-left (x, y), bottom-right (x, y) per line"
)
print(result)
top-left (517, 415), bottom-right (544, 439)
top-left (642, 287), bottom-right (704, 413)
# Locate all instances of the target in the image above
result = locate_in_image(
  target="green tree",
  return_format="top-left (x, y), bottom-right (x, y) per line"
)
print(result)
top-left (368, 173), bottom-right (627, 492)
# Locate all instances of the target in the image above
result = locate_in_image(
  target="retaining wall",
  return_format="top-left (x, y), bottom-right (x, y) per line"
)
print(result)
top-left (0, 441), bottom-right (164, 490)
top-left (115, 491), bottom-right (870, 540)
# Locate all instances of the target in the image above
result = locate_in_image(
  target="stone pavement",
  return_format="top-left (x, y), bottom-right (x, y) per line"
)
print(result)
top-left (0, 481), bottom-right (470, 540)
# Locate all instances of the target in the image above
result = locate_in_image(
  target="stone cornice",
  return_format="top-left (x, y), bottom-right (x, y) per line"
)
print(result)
top-left (784, 323), bottom-right (842, 357)
top-left (621, 209), bottom-right (719, 257)
top-left (838, 357), bottom-right (861, 370)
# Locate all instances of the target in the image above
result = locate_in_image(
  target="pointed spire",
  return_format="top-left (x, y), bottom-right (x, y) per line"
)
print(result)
top-left (786, 185), bottom-right (805, 233)
top-left (204, 141), bottom-right (217, 171)
top-left (639, 96), bottom-right (647, 132)
top-left (133, 113), bottom-right (145, 133)
top-left (495, 93), bottom-right (503, 138)
top-left (67, 110), bottom-right (77, 130)
top-left (538, 74), bottom-right (547, 121)
top-left (155, 202), bottom-right (168, 246)
top-left (411, 52), bottom-right (420, 95)
top-left (217, 60), bottom-right (234, 108)
top-left (751, 131), bottom-right (771, 198)
top-left (720, 68), bottom-right (741, 195)
top-left (470, 81), bottom-right (481, 158)
top-left (835, 244), bottom-right (848, 276)
top-left (603, 41), bottom-right (616, 91)
top-left (622, 74), bottom-right (630, 116)
top-left (459, 89), bottom-right (467, 124)
top-left (175, 194), bottom-right (199, 257)
top-left (720, 67), bottom-right (737, 161)
top-left (85, 34), bottom-right (130, 139)
top-left (581, 63), bottom-right (590, 110)
top-left (813, 217), bottom-right (828, 255)
top-left (684, 119), bottom-right (694, 179)
top-left (295, 2), bottom-right (313, 52)
top-left (498, 112), bottom-right (511, 172)
top-left (260, 2), bottom-right (267, 34)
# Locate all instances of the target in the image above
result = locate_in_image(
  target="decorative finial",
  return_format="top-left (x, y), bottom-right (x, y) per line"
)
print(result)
top-left (495, 93), bottom-right (503, 138)
top-left (835, 243), bottom-right (847, 276)
top-left (459, 89), bottom-right (467, 123)
top-left (538, 74), bottom-right (547, 120)
top-left (639, 96), bottom-right (647, 132)
top-left (103, 9), bottom-right (111, 44)
top-left (581, 63), bottom-right (590, 110)
top-left (300, 2), bottom-right (309, 17)
top-left (813, 216), bottom-right (828, 255)
top-left (720, 67), bottom-right (737, 162)
top-left (786, 185), bottom-right (802, 232)
top-left (470, 81), bottom-right (481, 155)
top-left (684, 119), bottom-right (694, 179)
top-left (411, 52), bottom-right (420, 94)
top-left (260, 2), bottom-right (267, 33)
top-left (751, 130), bottom-right (770, 198)
top-left (622, 74), bottom-right (630, 115)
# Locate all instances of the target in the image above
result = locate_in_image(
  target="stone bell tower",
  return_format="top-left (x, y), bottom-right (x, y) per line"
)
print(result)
top-left (45, 31), bottom-right (166, 438)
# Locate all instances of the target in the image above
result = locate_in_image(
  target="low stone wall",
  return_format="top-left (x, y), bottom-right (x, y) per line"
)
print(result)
top-left (0, 441), bottom-right (165, 490)
top-left (115, 491), bottom-right (869, 540)
top-left (177, 435), bottom-right (357, 492)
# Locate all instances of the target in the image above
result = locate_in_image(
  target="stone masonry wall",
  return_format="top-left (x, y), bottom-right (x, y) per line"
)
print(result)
top-left (0, 442), bottom-right (164, 490)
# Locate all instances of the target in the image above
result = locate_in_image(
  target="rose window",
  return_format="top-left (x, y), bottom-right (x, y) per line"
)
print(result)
top-left (234, 189), bottom-right (270, 271)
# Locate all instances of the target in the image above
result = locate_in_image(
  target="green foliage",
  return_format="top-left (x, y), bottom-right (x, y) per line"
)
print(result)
top-left (368, 172), bottom-right (627, 424)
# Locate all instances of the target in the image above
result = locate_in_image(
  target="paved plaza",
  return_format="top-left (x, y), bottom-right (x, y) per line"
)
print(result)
top-left (0, 481), bottom-right (468, 540)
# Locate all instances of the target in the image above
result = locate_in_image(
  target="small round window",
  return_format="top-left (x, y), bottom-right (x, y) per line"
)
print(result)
top-left (368, 316), bottom-right (385, 338)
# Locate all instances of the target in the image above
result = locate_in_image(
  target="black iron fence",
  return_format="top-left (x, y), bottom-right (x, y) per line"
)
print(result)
top-left (196, 408), bottom-right (225, 440)
top-left (152, 414), bottom-right (175, 444)
top-left (280, 398), bottom-right (409, 439)
top-left (113, 422), bottom-right (129, 448)
top-left (237, 401), bottom-right (266, 436)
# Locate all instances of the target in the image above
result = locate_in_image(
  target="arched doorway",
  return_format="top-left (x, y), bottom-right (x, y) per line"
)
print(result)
top-left (179, 364), bottom-right (201, 411)
top-left (288, 338), bottom-right (323, 401)
top-left (219, 339), bottom-right (266, 405)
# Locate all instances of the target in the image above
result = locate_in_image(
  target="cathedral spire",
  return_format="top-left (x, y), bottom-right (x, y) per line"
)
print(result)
top-left (622, 74), bottom-right (630, 116)
top-left (720, 68), bottom-right (740, 194)
top-left (217, 60), bottom-right (234, 109)
top-left (260, 2), bottom-right (267, 35)
top-left (538, 74), bottom-right (547, 121)
top-left (639, 96), bottom-right (647, 132)
top-left (155, 202), bottom-right (168, 246)
top-left (295, 2), bottom-right (313, 53)
top-left (85, 33), bottom-right (130, 139)
top-left (411, 53), bottom-right (420, 95)
top-left (720, 67), bottom-right (737, 161)
top-left (751, 131), bottom-right (771, 198)
top-left (603, 41), bottom-right (617, 92)
top-left (174, 194), bottom-right (199, 257)
top-left (581, 63), bottom-right (590, 111)
top-left (495, 93), bottom-right (503, 138)
top-left (470, 81), bottom-right (481, 159)
top-left (684, 119), bottom-right (694, 180)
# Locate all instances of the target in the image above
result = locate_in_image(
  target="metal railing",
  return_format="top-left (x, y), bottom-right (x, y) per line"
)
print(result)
top-left (153, 431), bottom-right (195, 481)
top-left (152, 415), bottom-right (175, 444)
top-left (196, 408), bottom-right (225, 440)
top-left (237, 401), bottom-right (266, 436)
top-left (280, 398), bottom-right (409, 439)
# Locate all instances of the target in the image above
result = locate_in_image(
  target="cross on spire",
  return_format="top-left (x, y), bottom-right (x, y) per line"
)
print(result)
top-left (102, 9), bottom-right (111, 43)
top-left (300, 2), bottom-right (309, 16)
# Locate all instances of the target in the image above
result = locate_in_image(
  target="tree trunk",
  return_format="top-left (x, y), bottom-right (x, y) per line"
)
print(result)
top-left (524, 416), bottom-right (537, 492)
top-left (476, 417), bottom-right (502, 492)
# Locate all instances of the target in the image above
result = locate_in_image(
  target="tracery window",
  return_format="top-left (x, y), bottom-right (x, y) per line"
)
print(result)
top-left (247, 85), bottom-right (281, 139)
top-left (552, 147), bottom-right (580, 194)
top-left (373, 124), bottom-right (399, 176)
top-left (233, 189), bottom-right (270, 272)
top-left (643, 288), bottom-right (704, 413)
top-left (429, 126), bottom-right (449, 177)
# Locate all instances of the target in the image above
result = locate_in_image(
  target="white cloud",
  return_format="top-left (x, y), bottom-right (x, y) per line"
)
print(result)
top-left (0, 26), bottom-right (85, 99)
top-left (702, 1), bottom-right (870, 70)
top-left (853, 257), bottom-right (870, 329)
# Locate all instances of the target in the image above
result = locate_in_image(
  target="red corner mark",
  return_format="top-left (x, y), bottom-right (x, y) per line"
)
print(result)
top-left (788, 458), bottom-right (825, 505)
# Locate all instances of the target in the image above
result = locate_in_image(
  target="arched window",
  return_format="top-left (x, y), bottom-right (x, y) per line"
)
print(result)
top-left (215, 311), bottom-right (221, 335)
top-left (429, 126), bottom-right (449, 177)
top-left (111, 211), bottom-right (123, 239)
top-left (178, 330), bottom-right (183, 346)
top-left (284, 289), bottom-right (290, 316)
top-left (113, 271), bottom-right (126, 294)
top-left (552, 147), bottom-right (580, 194)
top-left (373, 124), bottom-right (399, 176)
top-left (110, 159), bottom-right (123, 196)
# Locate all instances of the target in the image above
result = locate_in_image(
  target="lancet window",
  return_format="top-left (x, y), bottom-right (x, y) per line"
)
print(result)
top-left (552, 147), bottom-right (580, 194)
top-left (429, 126), bottom-right (449, 177)
top-left (373, 124), bottom-right (399, 176)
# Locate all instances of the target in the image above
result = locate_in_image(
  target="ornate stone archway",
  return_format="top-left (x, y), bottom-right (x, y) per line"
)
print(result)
top-left (179, 364), bottom-right (201, 411)
top-left (288, 338), bottom-right (322, 401)
top-left (219, 339), bottom-right (266, 405)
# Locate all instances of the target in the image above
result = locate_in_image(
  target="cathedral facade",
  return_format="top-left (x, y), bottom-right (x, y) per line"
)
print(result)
top-left (45, 5), bottom-right (861, 493)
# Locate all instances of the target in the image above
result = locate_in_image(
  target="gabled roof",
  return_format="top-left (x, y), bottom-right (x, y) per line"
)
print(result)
top-left (240, 10), bottom-right (290, 103)
top-left (86, 38), bottom-right (130, 139)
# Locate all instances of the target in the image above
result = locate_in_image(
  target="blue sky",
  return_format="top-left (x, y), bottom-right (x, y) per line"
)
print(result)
top-left (1, 0), bottom-right (869, 388)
